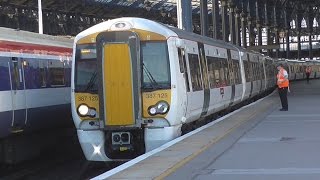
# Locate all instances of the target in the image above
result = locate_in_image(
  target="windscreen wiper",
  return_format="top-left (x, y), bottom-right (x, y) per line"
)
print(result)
top-left (84, 71), bottom-right (97, 92)
top-left (142, 63), bottom-right (159, 89)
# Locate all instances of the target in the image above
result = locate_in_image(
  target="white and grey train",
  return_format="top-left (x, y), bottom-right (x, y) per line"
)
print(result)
top-left (0, 27), bottom-right (73, 163)
top-left (71, 17), bottom-right (320, 161)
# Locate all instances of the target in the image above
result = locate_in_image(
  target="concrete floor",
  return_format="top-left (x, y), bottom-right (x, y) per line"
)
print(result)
top-left (167, 80), bottom-right (320, 180)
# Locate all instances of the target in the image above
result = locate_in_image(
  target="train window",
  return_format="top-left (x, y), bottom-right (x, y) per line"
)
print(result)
top-left (0, 57), bottom-right (11, 91)
top-left (227, 60), bottom-right (234, 85)
top-left (11, 57), bottom-right (21, 89)
top-left (182, 51), bottom-right (190, 92)
top-left (39, 60), bottom-right (47, 87)
top-left (214, 69), bottom-right (220, 85)
top-left (220, 60), bottom-right (227, 86)
top-left (199, 48), bottom-right (209, 89)
top-left (178, 48), bottom-right (190, 92)
top-left (206, 56), bottom-right (216, 89)
top-left (141, 42), bottom-right (171, 89)
top-left (188, 54), bottom-right (203, 91)
top-left (49, 60), bottom-right (65, 86)
top-left (233, 60), bottom-right (241, 84)
top-left (243, 61), bottom-right (249, 82)
top-left (178, 48), bottom-right (185, 73)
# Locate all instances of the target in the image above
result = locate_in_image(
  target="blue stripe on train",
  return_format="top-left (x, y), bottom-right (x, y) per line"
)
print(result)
top-left (0, 104), bottom-right (72, 139)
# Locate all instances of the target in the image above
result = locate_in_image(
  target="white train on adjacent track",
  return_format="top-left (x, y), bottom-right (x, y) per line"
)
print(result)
top-left (71, 17), bottom-right (320, 161)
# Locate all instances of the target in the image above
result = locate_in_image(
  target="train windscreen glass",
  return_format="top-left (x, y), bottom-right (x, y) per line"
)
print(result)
top-left (141, 42), bottom-right (170, 90)
top-left (75, 44), bottom-right (98, 93)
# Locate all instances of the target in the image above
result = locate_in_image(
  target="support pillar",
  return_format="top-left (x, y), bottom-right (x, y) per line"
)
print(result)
top-left (247, 1), bottom-right (254, 47)
top-left (212, 0), bottom-right (219, 39)
top-left (255, 0), bottom-right (262, 48)
top-left (297, 30), bottom-right (301, 59)
top-left (235, 8), bottom-right (241, 46)
top-left (275, 29), bottom-right (280, 58)
top-left (200, 0), bottom-right (208, 36)
top-left (266, 27), bottom-right (271, 56)
top-left (307, 11), bottom-right (314, 60)
top-left (257, 24), bottom-right (262, 46)
top-left (296, 13), bottom-right (302, 60)
top-left (229, 3), bottom-right (236, 44)
top-left (309, 32), bottom-right (313, 59)
top-left (221, 0), bottom-right (228, 41)
top-left (264, 0), bottom-right (270, 55)
top-left (177, 0), bottom-right (192, 32)
top-left (273, 5), bottom-right (279, 58)
top-left (241, 12), bottom-right (247, 47)
top-left (247, 16), bottom-right (254, 46)
top-left (284, 9), bottom-right (291, 59)
top-left (286, 29), bottom-right (290, 59)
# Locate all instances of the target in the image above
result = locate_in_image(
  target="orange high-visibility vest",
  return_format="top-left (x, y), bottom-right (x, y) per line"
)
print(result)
top-left (306, 67), bottom-right (311, 73)
top-left (277, 68), bottom-right (289, 88)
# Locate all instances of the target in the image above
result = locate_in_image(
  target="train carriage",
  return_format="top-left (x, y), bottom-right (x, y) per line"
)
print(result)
top-left (0, 27), bottom-right (72, 163)
top-left (71, 17), bottom-right (279, 162)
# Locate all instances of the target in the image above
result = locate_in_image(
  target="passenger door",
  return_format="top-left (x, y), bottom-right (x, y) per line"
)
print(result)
top-left (10, 57), bottom-right (27, 132)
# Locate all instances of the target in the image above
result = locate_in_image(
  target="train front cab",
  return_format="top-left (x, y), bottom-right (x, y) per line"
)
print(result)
top-left (72, 25), bottom-right (181, 161)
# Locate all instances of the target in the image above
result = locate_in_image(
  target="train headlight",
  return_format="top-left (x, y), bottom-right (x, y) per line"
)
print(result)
top-left (157, 101), bottom-right (169, 114)
top-left (88, 109), bottom-right (97, 117)
top-left (149, 107), bottom-right (157, 115)
top-left (148, 101), bottom-right (170, 116)
top-left (78, 104), bottom-right (89, 116)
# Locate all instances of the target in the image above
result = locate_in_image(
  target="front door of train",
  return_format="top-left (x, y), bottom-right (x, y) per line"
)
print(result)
top-left (10, 57), bottom-right (27, 132)
top-left (96, 31), bottom-right (141, 128)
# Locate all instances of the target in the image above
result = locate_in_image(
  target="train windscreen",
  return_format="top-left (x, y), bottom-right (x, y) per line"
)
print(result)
top-left (141, 42), bottom-right (171, 90)
top-left (75, 44), bottom-right (98, 93)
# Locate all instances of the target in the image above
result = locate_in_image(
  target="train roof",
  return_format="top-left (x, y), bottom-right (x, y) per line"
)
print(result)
top-left (75, 17), bottom-right (248, 52)
top-left (166, 25), bottom-right (242, 52)
top-left (75, 17), bottom-right (268, 59)
top-left (75, 17), bottom-right (176, 43)
top-left (0, 27), bottom-right (73, 48)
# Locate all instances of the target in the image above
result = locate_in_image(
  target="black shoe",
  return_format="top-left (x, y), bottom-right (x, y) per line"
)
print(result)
top-left (279, 109), bottom-right (288, 111)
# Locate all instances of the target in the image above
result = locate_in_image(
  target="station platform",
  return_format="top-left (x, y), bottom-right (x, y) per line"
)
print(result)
top-left (94, 79), bottom-right (320, 180)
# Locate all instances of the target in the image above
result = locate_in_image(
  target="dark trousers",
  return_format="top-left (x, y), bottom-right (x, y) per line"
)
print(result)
top-left (278, 87), bottom-right (288, 110)
top-left (306, 73), bottom-right (310, 83)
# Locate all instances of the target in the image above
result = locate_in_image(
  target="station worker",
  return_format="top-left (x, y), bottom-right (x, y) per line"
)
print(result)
top-left (306, 66), bottom-right (312, 83)
top-left (277, 64), bottom-right (289, 111)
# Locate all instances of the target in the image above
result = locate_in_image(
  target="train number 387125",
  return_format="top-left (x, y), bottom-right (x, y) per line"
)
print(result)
top-left (78, 96), bottom-right (98, 101)
top-left (145, 93), bottom-right (168, 99)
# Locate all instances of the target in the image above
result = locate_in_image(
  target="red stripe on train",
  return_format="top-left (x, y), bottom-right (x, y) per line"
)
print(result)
top-left (0, 40), bottom-right (72, 56)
